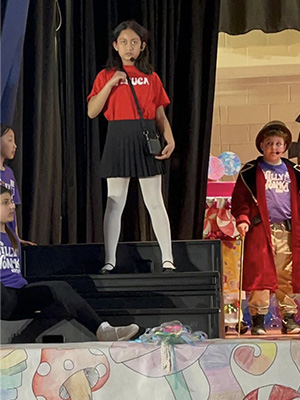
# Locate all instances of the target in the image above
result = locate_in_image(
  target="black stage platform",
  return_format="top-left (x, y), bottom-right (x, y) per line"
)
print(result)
top-left (1, 240), bottom-right (224, 343)
top-left (22, 239), bottom-right (222, 275)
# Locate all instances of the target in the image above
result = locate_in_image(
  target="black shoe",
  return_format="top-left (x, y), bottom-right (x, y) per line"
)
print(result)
top-left (235, 321), bottom-right (248, 335)
top-left (100, 263), bottom-right (114, 274)
top-left (251, 314), bottom-right (266, 335)
top-left (281, 314), bottom-right (300, 334)
top-left (162, 260), bottom-right (176, 273)
top-left (163, 268), bottom-right (175, 273)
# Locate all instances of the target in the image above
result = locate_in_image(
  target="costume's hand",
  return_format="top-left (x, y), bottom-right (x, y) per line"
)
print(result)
top-left (19, 239), bottom-right (37, 246)
top-left (109, 71), bottom-right (127, 87)
top-left (237, 223), bottom-right (249, 237)
top-left (155, 142), bottom-right (175, 160)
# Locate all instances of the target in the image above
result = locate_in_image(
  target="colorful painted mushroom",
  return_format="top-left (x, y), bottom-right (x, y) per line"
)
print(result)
top-left (0, 348), bottom-right (28, 398)
top-left (32, 348), bottom-right (110, 400)
top-left (110, 341), bottom-right (209, 399)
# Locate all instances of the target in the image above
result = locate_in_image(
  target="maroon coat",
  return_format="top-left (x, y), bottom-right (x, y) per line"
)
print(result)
top-left (231, 157), bottom-right (300, 293)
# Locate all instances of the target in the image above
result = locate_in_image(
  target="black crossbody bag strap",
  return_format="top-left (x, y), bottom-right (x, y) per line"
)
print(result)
top-left (123, 70), bottom-right (149, 136)
top-left (122, 69), bottom-right (161, 156)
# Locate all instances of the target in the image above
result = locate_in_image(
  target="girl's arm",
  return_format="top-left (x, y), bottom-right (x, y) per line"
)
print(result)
top-left (87, 71), bottom-right (127, 119)
top-left (155, 106), bottom-right (175, 160)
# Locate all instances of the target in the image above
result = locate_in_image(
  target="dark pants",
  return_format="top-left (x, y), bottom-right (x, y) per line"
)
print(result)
top-left (1, 281), bottom-right (102, 335)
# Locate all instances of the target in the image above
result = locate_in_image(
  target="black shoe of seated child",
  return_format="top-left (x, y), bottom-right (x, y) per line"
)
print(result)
top-left (162, 260), bottom-right (176, 273)
top-left (281, 313), bottom-right (300, 334)
top-left (251, 314), bottom-right (266, 335)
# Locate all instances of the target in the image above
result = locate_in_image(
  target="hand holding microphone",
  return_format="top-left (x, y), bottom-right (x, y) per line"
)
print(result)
top-left (110, 70), bottom-right (127, 86)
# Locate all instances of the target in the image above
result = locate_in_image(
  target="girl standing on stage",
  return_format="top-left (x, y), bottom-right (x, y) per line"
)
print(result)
top-left (87, 20), bottom-right (175, 273)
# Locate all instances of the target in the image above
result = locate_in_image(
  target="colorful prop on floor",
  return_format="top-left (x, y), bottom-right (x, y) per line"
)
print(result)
top-left (32, 348), bottom-right (110, 400)
top-left (204, 198), bottom-right (238, 239)
top-left (139, 321), bottom-right (207, 346)
top-left (203, 201), bottom-right (219, 236)
top-left (217, 206), bottom-right (239, 237)
top-left (218, 151), bottom-right (241, 176)
top-left (222, 240), bottom-right (241, 298)
top-left (139, 321), bottom-right (207, 373)
top-left (222, 239), bottom-right (244, 328)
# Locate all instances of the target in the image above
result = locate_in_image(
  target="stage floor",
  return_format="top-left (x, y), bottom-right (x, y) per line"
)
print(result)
top-left (226, 327), bottom-right (300, 339)
top-left (1, 335), bottom-right (300, 400)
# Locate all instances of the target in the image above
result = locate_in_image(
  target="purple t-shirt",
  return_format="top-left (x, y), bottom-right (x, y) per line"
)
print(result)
top-left (0, 166), bottom-right (21, 231)
top-left (259, 160), bottom-right (291, 223)
top-left (0, 232), bottom-right (27, 288)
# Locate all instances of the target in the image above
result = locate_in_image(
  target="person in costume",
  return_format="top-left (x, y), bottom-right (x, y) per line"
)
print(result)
top-left (231, 121), bottom-right (300, 335)
top-left (0, 185), bottom-right (139, 341)
top-left (87, 20), bottom-right (175, 273)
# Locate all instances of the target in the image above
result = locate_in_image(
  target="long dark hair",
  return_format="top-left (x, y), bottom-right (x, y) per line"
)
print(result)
top-left (1, 123), bottom-right (15, 166)
top-left (1, 123), bottom-right (13, 137)
top-left (106, 20), bottom-right (153, 75)
top-left (0, 185), bottom-right (19, 253)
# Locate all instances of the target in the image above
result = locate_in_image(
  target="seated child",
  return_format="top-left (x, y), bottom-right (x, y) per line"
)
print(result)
top-left (0, 184), bottom-right (139, 341)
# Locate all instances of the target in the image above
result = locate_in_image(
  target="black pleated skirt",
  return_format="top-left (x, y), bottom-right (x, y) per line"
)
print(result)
top-left (100, 119), bottom-right (165, 178)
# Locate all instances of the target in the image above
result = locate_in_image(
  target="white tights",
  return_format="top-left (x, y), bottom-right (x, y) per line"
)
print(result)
top-left (103, 175), bottom-right (173, 266)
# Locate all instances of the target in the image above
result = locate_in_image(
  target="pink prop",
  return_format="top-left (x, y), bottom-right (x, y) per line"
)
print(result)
top-left (208, 156), bottom-right (225, 180)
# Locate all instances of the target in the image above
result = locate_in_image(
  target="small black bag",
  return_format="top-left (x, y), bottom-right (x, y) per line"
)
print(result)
top-left (124, 69), bottom-right (162, 156)
top-left (143, 130), bottom-right (162, 156)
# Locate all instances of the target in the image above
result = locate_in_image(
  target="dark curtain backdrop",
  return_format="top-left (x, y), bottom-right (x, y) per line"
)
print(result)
top-left (12, 0), bottom-right (62, 244)
top-left (9, 0), bottom-right (220, 244)
top-left (5, 0), bottom-right (299, 244)
top-left (57, 0), bottom-right (221, 244)
top-left (220, 0), bottom-right (300, 34)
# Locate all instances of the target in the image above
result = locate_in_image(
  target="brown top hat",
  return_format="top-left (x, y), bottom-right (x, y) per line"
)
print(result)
top-left (256, 120), bottom-right (292, 154)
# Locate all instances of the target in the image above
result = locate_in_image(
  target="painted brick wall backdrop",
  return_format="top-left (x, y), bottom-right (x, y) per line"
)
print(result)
top-left (211, 29), bottom-right (300, 179)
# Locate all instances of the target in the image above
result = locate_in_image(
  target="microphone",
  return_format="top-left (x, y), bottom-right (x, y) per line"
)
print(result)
top-left (130, 57), bottom-right (136, 62)
top-left (276, 151), bottom-right (281, 155)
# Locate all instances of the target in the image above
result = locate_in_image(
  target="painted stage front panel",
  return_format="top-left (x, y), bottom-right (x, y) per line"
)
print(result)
top-left (1, 339), bottom-right (300, 399)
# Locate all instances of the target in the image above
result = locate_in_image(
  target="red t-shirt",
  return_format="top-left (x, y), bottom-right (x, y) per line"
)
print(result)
top-left (87, 65), bottom-right (170, 121)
